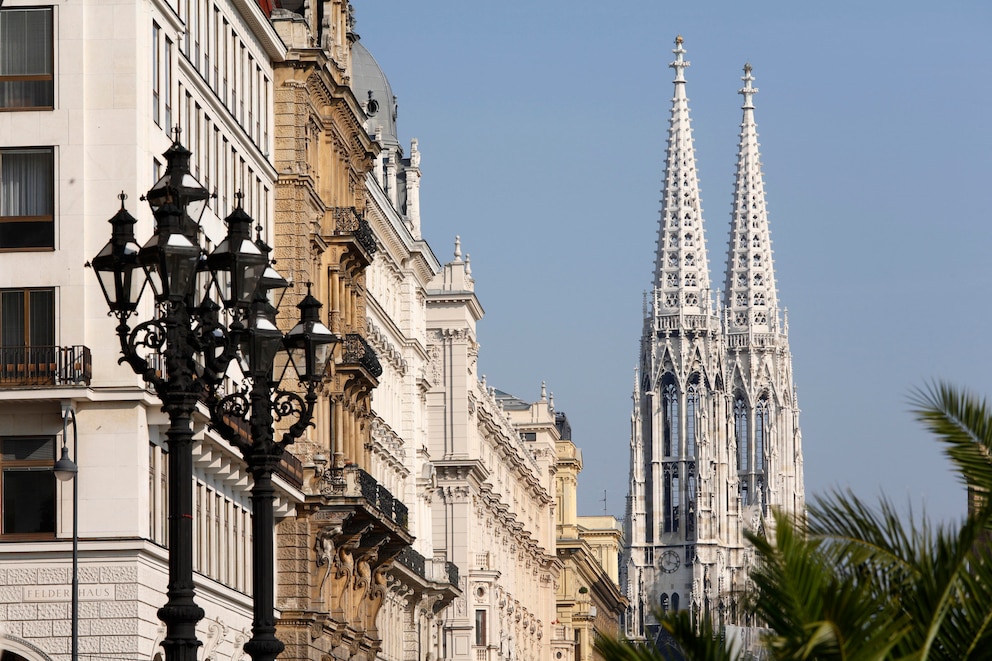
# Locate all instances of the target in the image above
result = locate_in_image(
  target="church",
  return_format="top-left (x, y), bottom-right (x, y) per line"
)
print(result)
top-left (623, 36), bottom-right (806, 645)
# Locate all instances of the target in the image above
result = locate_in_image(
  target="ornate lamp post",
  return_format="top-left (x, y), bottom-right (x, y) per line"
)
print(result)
top-left (90, 139), bottom-right (334, 661)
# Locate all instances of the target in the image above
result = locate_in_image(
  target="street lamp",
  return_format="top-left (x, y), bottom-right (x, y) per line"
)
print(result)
top-left (53, 408), bottom-right (79, 661)
top-left (90, 139), bottom-right (335, 661)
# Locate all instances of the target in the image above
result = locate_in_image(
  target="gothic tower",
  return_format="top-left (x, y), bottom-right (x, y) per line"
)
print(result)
top-left (623, 39), bottom-right (804, 643)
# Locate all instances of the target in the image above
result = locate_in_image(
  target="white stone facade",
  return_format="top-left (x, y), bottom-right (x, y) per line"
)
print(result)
top-left (624, 38), bottom-right (805, 641)
top-left (425, 250), bottom-right (560, 661)
top-left (0, 0), bottom-right (285, 658)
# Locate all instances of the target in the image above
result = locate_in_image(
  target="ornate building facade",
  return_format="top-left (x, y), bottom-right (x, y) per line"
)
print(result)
top-left (425, 251), bottom-right (561, 661)
top-left (624, 37), bottom-right (805, 642)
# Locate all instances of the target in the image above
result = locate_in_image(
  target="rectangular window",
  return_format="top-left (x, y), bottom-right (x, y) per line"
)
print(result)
top-left (0, 148), bottom-right (55, 249)
top-left (152, 23), bottom-right (160, 125)
top-left (1, 436), bottom-right (56, 535)
top-left (0, 8), bottom-right (54, 110)
top-left (221, 19), bottom-right (229, 105)
top-left (475, 610), bottom-right (487, 647)
top-left (164, 38), bottom-right (173, 130)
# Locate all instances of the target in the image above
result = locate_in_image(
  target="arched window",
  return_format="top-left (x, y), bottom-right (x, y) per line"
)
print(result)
top-left (734, 396), bottom-right (748, 471)
top-left (672, 593), bottom-right (680, 612)
top-left (660, 593), bottom-right (669, 613)
top-left (686, 382), bottom-right (699, 458)
top-left (663, 382), bottom-right (679, 456)
top-left (756, 397), bottom-right (769, 471)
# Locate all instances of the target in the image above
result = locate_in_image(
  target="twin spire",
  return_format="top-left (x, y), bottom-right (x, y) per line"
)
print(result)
top-left (653, 37), bottom-right (779, 334)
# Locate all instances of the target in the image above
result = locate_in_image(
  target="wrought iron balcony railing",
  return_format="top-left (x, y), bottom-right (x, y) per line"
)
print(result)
top-left (342, 333), bottom-right (383, 378)
top-left (331, 206), bottom-right (378, 257)
top-left (332, 466), bottom-right (409, 530)
top-left (0, 345), bottom-right (92, 386)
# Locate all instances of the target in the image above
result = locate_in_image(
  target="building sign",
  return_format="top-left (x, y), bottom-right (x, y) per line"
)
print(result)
top-left (22, 585), bottom-right (115, 602)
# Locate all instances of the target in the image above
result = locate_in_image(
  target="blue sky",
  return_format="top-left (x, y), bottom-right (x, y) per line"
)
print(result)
top-left (357, 1), bottom-right (992, 523)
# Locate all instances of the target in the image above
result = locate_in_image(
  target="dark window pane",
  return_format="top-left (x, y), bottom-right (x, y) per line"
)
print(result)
top-left (2, 436), bottom-right (54, 461)
top-left (29, 289), bottom-right (54, 346)
top-left (0, 220), bottom-right (54, 249)
top-left (0, 220), bottom-right (53, 249)
top-left (2, 467), bottom-right (55, 533)
top-left (0, 80), bottom-right (54, 109)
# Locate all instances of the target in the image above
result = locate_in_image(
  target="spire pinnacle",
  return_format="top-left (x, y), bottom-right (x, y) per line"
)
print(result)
top-left (725, 63), bottom-right (779, 332)
top-left (670, 35), bottom-right (690, 83)
top-left (653, 35), bottom-right (711, 317)
top-left (739, 62), bottom-right (758, 110)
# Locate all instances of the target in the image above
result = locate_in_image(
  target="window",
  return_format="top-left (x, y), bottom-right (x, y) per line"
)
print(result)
top-left (475, 610), bottom-right (487, 647)
top-left (756, 397), bottom-right (769, 471)
top-left (1, 288), bottom-right (55, 384)
top-left (686, 382), bottom-right (699, 457)
top-left (164, 38), bottom-right (173, 129)
top-left (152, 23), bottom-right (160, 125)
top-left (0, 8), bottom-right (54, 110)
top-left (663, 382), bottom-right (678, 456)
top-left (1, 436), bottom-right (57, 535)
top-left (734, 396), bottom-right (748, 471)
top-left (0, 148), bottom-right (55, 249)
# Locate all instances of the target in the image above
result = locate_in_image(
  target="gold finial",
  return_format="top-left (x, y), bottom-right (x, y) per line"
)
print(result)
top-left (676, 35), bottom-right (683, 44)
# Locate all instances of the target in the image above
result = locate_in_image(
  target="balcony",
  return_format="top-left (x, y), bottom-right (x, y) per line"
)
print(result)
top-left (0, 345), bottom-right (92, 387)
top-left (340, 333), bottom-right (382, 380)
top-left (330, 206), bottom-right (378, 260)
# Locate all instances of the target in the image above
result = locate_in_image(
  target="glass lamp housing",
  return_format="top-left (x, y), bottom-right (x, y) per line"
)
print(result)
top-left (91, 204), bottom-right (146, 314)
top-left (138, 204), bottom-right (201, 302)
top-left (284, 291), bottom-right (337, 383)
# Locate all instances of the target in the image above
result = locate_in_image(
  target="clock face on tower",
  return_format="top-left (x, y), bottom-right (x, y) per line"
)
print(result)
top-left (660, 550), bottom-right (680, 573)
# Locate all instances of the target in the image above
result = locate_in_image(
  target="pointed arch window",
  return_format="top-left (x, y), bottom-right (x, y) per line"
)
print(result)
top-left (739, 233), bottom-right (748, 248)
top-left (685, 273), bottom-right (697, 287)
top-left (666, 273), bottom-right (678, 288)
top-left (660, 593), bottom-right (669, 614)
top-left (663, 382), bottom-right (678, 456)
top-left (686, 382), bottom-right (699, 457)
top-left (672, 593), bottom-right (680, 612)
top-left (735, 292), bottom-right (747, 306)
top-left (754, 292), bottom-right (765, 306)
top-left (734, 395), bottom-right (748, 472)
top-left (755, 396), bottom-right (769, 471)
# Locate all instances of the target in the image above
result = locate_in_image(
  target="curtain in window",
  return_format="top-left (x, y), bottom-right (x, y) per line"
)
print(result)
top-left (1, 290), bottom-right (24, 346)
top-left (0, 9), bottom-right (53, 108)
top-left (0, 150), bottom-right (52, 217)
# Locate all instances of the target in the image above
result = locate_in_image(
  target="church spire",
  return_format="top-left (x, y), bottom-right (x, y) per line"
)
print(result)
top-left (725, 63), bottom-right (779, 332)
top-left (653, 36), bottom-right (712, 317)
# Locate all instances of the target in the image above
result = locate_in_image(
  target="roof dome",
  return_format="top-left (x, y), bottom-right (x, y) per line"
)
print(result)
top-left (351, 39), bottom-right (399, 148)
